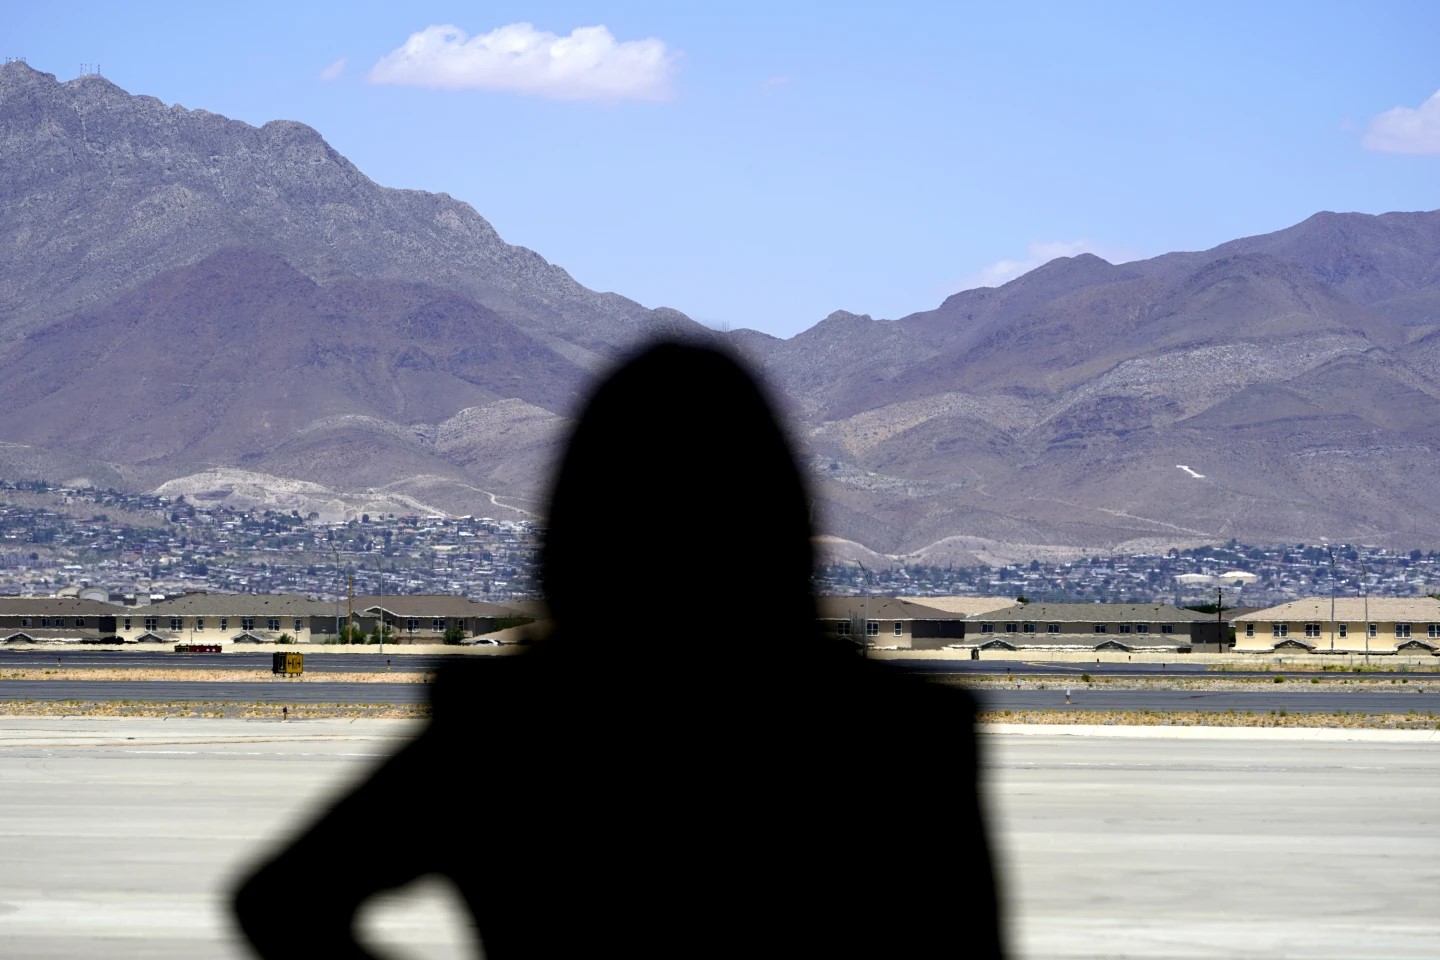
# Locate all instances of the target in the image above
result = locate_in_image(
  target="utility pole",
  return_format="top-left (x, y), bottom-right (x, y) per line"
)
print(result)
top-left (1215, 586), bottom-right (1224, 653)
top-left (855, 560), bottom-right (871, 659)
top-left (330, 539), bottom-right (341, 645)
top-left (1359, 550), bottom-right (1369, 666)
top-left (376, 554), bottom-right (385, 656)
top-left (1325, 544), bottom-right (1336, 654)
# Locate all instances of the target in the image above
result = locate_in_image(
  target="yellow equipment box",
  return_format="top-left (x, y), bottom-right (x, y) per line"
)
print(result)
top-left (272, 652), bottom-right (304, 675)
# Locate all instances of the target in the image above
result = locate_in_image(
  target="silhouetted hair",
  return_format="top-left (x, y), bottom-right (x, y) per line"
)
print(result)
top-left (542, 341), bottom-right (819, 644)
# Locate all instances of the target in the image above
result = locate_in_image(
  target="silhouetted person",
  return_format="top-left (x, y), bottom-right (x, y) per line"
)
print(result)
top-left (233, 340), bottom-right (1004, 958)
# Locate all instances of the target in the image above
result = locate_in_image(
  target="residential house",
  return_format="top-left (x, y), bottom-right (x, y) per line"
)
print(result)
top-left (1233, 597), bottom-right (1440, 654)
top-left (966, 602), bottom-right (1219, 652)
top-left (112, 593), bottom-right (339, 644)
top-left (350, 595), bottom-right (530, 643)
top-left (0, 598), bottom-right (120, 643)
top-left (815, 596), bottom-right (989, 650)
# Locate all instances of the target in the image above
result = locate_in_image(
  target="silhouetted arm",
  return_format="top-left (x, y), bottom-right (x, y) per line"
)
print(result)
top-left (233, 730), bottom-right (444, 960)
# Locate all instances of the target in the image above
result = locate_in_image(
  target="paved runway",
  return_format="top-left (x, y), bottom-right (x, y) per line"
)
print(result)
top-left (2, 718), bottom-right (1436, 958)
top-left (0, 717), bottom-right (473, 959)
top-left (985, 729), bottom-right (1440, 958)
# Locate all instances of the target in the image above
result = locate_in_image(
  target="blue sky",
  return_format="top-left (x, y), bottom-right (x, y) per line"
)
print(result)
top-left (8, 1), bottom-right (1439, 337)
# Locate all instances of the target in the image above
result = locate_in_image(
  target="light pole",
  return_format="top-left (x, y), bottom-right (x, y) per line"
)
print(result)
top-left (851, 559), bottom-right (871, 658)
top-left (1324, 543), bottom-right (1336, 654)
top-left (330, 539), bottom-right (342, 644)
top-left (375, 554), bottom-right (385, 656)
top-left (1358, 549), bottom-right (1370, 667)
top-left (1215, 586), bottom-right (1224, 653)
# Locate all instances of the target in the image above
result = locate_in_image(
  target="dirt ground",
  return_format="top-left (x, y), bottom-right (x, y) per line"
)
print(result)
top-left (954, 674), bottom-right (1437, 693)
top-left (0, 701), bottom-right (429, 719)
top-left (0, 668), bottom-right (434, 683)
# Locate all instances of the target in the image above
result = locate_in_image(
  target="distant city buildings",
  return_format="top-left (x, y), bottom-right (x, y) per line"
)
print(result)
top-left (0, 479), bottom-right (1436, 608)
top-left (0, 479), bottom-right (537, 602)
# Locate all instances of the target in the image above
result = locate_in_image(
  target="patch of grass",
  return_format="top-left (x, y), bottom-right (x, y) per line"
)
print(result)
top-left (978, 709), bottom-right (1437, 729)
top-left (0, 700), bottom-right (431, 719)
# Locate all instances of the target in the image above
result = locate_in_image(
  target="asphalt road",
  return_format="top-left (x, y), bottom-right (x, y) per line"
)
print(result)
top-left (2, 680), bottom-right (1437, 714)
top-left (0, 681), bottom-right (429, 704)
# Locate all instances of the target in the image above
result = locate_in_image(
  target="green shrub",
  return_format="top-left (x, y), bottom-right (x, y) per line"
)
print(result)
top-left (1273, 675), bottom-right (1285, 683)
top-left (1080, 673), bottom-right (1092, 683)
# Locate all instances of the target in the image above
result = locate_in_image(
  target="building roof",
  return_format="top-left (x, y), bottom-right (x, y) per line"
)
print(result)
top-left (140, 593), bottom-right (336, 616)
top-left (352, 596), bottom-right (525, 619)
top-left (977, 635), bottom-right (1188, 651)
top-left (0, 598), bottom-right (121, 616)
top-left (896, 596), bottom-right (1018, 616)
top-left (2, 629), bottom-right (114, 641)
top-left (972, 602), bottom-right (1212, 623)
top-left (1174, 574), bottom-right (1215, 585)
top-left (814, 596), bottom-right (968, 621)
top-left (502, 599), bottom-right (549, 620)
top-left (1235, 597), bottom-right (1440, 623)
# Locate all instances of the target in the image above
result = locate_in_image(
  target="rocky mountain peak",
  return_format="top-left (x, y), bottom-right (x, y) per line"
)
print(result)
top-left (0, 66), bottom-right (698, 349)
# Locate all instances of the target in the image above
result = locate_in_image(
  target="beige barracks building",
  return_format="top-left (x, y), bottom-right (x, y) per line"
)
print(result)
top-left (1233, 597), bottom-right (1440, 655)
top-left (119, 594), bottom-right (528, 644)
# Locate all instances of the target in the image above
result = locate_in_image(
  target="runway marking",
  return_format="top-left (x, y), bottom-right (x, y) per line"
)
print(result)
top-left (1020, 661), bottom-right (1089, 672)
top-left (128, 750), bottom-right (386, 758)
top-left (1176, 464), bottom-right (1205, 478)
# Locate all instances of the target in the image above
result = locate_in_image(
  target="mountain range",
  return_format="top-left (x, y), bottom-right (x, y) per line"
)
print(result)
top-left (3, 60), bottom-right (1439, 564)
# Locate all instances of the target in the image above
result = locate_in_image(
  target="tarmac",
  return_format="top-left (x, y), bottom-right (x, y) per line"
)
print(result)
top-left (985, 725), bottom-right (1440, 958)
top-left (1, 717), bottom-right (1437, 958)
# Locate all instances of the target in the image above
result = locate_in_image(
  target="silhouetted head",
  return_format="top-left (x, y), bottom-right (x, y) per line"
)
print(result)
top-left (541, 341), bottom-right (818, 647)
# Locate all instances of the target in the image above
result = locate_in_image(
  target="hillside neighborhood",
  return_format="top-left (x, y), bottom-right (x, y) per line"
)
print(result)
top-left (2, 480), bottom-right (1437, 615)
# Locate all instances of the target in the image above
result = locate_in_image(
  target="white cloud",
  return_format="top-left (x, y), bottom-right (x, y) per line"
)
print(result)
top-left (319, 58), bottom-right (347, 81)
top-left (367, 23), bottom-right (676, 101)
top-left (1363, 89), bottom-right (1440, 154)
top-left (951, 240), bottom-right (1140, 292)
